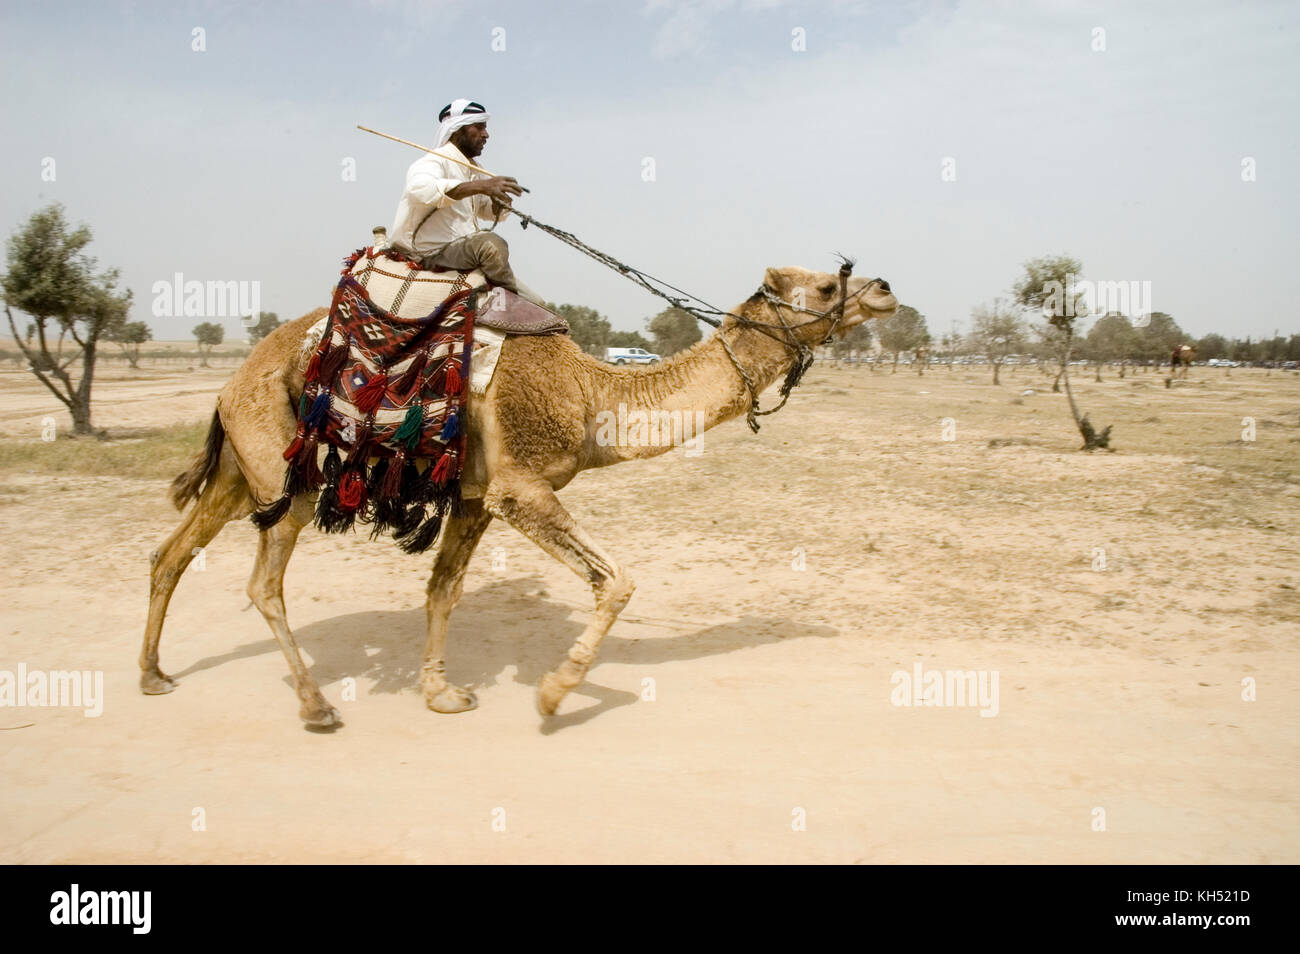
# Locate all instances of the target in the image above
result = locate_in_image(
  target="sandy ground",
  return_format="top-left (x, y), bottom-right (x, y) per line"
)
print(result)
top-left (0, 359), bottom-right (1297, 863)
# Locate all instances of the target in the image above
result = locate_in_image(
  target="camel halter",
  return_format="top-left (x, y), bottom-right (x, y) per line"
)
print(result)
top-left (511, 210), bottom-right (884, 431)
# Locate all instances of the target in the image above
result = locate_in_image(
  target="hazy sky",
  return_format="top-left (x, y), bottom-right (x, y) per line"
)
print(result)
top-left (2, 0), bottom-right (1297, 341)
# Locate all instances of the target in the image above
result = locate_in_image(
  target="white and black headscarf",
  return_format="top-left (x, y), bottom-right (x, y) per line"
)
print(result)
top-left (435, 99), bottom-right (490, 148)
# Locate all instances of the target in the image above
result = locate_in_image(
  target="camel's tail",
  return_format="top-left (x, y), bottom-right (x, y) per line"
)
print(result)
top-left (170, 409), bottom-right (225, 510)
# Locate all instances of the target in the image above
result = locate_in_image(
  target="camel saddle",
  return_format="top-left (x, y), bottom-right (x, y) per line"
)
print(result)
top-left (476, 286), bottom-right (569, 335)
top-left (344, 246), bottom-right (568, 335)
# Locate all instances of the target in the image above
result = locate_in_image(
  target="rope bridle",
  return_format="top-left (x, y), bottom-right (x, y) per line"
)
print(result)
top-left (506, 208), bottom-right (885, 432)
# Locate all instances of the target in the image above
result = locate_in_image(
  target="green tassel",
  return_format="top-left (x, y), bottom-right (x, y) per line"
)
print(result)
top-left (394, 403), bottom-right (424, 450)
top-left (297, 391), bottom-right (309, 421)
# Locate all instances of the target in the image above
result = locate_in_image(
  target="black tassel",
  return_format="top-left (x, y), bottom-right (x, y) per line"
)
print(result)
top-left (392, 501), bottom-right (426, 538)
top-left (396, 512), bottom-right (443, 554)
top-left (323, 445), bottom-right (342, 482)
top-left (446, 480), bottom-right (466, 519)
top-left (366, 457), bottom-right (390, 498)
top-left (251, 493), bottom-right (292, 530)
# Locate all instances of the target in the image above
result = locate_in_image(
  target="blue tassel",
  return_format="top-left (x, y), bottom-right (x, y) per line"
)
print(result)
top-left (304, 391), bottom-right (330, 430)
top-left (439, 410), bottom-right (459, 442)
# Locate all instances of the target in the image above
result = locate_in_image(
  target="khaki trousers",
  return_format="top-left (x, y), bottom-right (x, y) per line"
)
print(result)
top-left (420, 231), bottom-right (545, 307)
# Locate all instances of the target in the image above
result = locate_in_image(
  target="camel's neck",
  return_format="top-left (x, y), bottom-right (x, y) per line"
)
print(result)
top-left (589, 303), bottom-right (810, 462)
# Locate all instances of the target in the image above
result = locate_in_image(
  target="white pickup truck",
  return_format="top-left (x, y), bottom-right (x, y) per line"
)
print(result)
top-left (604, 347), bottom-right (661, 365)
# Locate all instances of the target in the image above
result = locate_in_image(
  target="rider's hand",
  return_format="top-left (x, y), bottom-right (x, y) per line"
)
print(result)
top-left (479, 176), bottom-right (523, 203)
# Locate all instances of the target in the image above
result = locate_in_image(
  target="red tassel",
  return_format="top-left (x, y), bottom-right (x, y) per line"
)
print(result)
top-left (338, 471), bottom-right (367, 511)
top-left (394, 349), bottom-right (429, 397)
top-left (353, 369), bottom-right (388, 415)
top-left (296, 436), bottom-right (323, 488)
top-left (344, 425), bottom-right (372, 464)
top-left (432, 452), bottom-right (454, 485)
top-left (444, 361), bottom-right (462, 395)
top-left (282, 433), bottom-right (304, 462)
top-left (318, 342), bottom-right (350, 385)
top-left (381, 452), bottom-right (405, 498)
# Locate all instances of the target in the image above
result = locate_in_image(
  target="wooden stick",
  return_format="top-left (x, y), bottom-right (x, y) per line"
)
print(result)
top-left (356, 124), bottom-right (530, 193)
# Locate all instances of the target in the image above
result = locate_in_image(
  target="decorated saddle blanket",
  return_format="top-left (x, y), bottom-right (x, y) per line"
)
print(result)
top-left (253, 246), bottom-right (485, 552)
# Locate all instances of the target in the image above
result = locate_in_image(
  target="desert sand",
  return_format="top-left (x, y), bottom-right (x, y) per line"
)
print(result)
top-left (1, 358), bottom-right (1297, 863)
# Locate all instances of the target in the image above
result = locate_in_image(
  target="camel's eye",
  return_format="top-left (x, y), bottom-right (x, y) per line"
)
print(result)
top-left (819, 283), bottom-right (836, 296)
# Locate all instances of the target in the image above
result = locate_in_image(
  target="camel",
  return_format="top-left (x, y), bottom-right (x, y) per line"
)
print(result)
top-left (914, 346), bottom-right (930, 375)
top-left (1170, 344), bottom-right (1196, 378)
top-left (140, 265), bottom-right (897, 728)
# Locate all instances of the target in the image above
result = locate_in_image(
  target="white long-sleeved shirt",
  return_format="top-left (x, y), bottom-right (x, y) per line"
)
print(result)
top-left (387, 141), bottom-right (498, 258)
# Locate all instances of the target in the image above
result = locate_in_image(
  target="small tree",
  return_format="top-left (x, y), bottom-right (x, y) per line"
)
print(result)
top-left (877, 304), bottom-right (929, 372)
top-left (939, 331), bottom-right (959, 370)
top-left (1194, 333), bottom-right (1228, 362)
top-left (607, 329), bottom-right (654, 351)
top-left (647, 307), bottom-right (703, 357)
top-left (107, 320), bottom-right (153, 369)
top-left (246, 311), bottom-right (281, 344)
top-left (831, 322), bottom-right (873, 362)
top-left (193, 322), bottom-right (224, 367)
top-left (1084, 313), bottom-right (1138, 381)
top-left (1137, 312), bottom-right (1185, 369)
top-left (548, 303), bottom-right (610, 356)
top-left (1012, 255), bottom-right (1111, 450)
top-left (969, 302), bottom-right (1025, 385)
top-left (1, 204), bottom-right (132, 435)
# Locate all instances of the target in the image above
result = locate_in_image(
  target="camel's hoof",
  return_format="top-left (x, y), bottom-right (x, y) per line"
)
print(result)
top-left (140, 671), bottom-right (178, 695)
top-left (301, 703), bottom-right (341, 730)
top-left (536, 672), bottom-right (571, 716)
top-left (536, 660), bottom-right (587, 716)
top-left (426, 684), bottom-right (477, 714)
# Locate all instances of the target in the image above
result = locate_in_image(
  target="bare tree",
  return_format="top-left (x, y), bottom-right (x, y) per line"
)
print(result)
top-left (969, 302), bottom-right (1025, 385)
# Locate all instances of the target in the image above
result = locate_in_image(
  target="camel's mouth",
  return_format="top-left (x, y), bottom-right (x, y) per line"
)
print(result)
top-left (851, 278), bottom-right (898, 320)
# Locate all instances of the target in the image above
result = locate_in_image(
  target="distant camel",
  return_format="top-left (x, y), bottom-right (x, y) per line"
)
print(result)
top-left (1170, 344), bottom-right (1196, 378)
top-left (142, 265), bottom-right (898, 727)
top-left (914, 346), bottom-right (930, 375)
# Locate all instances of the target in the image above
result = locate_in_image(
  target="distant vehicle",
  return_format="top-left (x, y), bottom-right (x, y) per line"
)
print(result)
top-left (604, 347), bottom-right (661, 365)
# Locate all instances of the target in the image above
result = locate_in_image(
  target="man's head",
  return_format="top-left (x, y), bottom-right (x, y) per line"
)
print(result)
top-left (450, 122), bottom-right (489, 159)
top-left (436, 99), bottom-right (490, 155)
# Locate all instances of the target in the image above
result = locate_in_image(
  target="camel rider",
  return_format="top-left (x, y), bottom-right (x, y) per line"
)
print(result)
top-left (386, 99), bottom-right (545, 306)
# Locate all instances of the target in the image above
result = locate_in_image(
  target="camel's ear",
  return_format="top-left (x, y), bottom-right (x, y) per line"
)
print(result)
top-left (763, 267), bottom-right (788, 295)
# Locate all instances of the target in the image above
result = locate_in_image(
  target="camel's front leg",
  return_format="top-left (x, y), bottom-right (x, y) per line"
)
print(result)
top-left (421, 499), bottom-right (493, 713)
top-left (484, 474), bottom-right (636, 716)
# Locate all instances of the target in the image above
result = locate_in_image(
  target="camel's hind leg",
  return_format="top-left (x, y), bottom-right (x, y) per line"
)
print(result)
top-left (484, 473), bottom-right (635, 716)
top-left (140, 444), bottom-right (250, 693)
top-left (421, 499), bottom-right (494, 713)
top-left (246, 505), bottom-right (339, 728)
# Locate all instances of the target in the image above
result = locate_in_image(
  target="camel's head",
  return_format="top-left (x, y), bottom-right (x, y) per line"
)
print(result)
top-left (755, 266), bottom-right (898, 341)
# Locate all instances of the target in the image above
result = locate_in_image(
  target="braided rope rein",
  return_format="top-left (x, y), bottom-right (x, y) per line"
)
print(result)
top-left (511, 210), bottom-right (868, 431)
